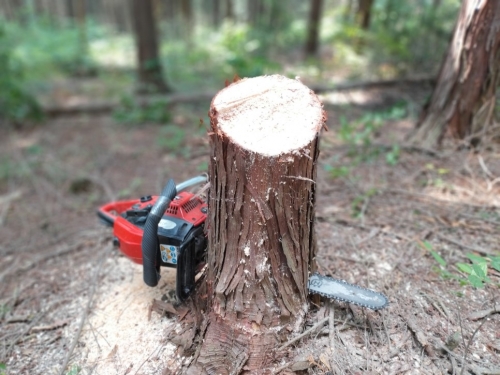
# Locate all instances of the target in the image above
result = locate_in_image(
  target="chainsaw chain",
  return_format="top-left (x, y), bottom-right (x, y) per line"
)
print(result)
top-left (308, 273), bottom-right (389, 311)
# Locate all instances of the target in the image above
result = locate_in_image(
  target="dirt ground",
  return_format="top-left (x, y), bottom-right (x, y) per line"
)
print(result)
top-left (0, 82), bottom-right (499, 375)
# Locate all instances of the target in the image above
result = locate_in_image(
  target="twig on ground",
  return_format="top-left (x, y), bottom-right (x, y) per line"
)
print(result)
top-left (329, 304), bottom-right (335, 352)
top-left (30, 320), bottom-right (68, 334)
top-left (468, 305), bottom-right (500, 321)
top-left (459, 312), bottom-right (488, 375)
top-left (405, 316), bottom-right (435, 357)
top-left (58, 243), bottom-right (110, 375)
top-left (2, 310), bottom-right (46, 357)
top-left (278, 317), bottom-right (329, 351)
top-left (436, 339), bottom-right (500, 375)
top-left (382, 310), bottom-right (392, 351)
top-left (384, 332), bottom-right (411, 361)
top-left (435, 232), bottom-right (491, 256)
top-left (477, 154), bottom-right (494, 179)
top-left (133, 342), bottom-right (167, 375)
top-left (328, 303), bottom-right (336, 372)
top-left (421, 292), bottom-right (450, 320)
top-left (355, 228), bottom-right (380, 246)
top-left (0, 190), bottom-right (23, 227)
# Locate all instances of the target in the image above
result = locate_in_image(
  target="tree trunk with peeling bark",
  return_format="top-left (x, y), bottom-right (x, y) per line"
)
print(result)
top-left (408, 0), bottom-right (500, 148)
top-left (186, 75), bottom-right (325, 374)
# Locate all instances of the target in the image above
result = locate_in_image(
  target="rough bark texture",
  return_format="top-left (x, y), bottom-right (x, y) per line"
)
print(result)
top-left (408, 0), bottom-right (500, 148)
top-left (186, 75), bottom-right (325, 374)
top-left (131, 0), bottom-right (169, 93)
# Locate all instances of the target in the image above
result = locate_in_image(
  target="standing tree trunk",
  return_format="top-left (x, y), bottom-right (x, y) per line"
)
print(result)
top-left (408, 0), bottom-right (500, 148)
top-left (186, 75), bottom-right (325, 374)
top-left (180, 0), bottom-right (193, 38)
top-left (304, 0), bottom-right (323, 57)
top-left (225, 0), bottom-right (234, 21)
top-left (131, 0), bottom-right (170, 93)
top-left (356, 0), bottom-right (374, 29)
top-left (212, 0), bottom-right (221, 28)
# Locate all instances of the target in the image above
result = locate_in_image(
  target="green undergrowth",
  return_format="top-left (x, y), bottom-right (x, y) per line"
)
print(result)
top-left (325, 102), bottom-right (407, 181)
top-left (421, 241), bottom-right (500, 289)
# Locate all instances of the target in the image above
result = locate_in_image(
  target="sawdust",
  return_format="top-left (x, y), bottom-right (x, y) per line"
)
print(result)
top-left (73, 256), bottom-right (178, 375)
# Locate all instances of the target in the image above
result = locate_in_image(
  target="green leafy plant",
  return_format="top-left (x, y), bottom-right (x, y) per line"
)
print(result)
top-left (327, 104), bottom-right (407, 180)
top-left (113, 95), bottom-right (172, 125)
top-left (156, 125), bottom-right (186, 154)
top-left (456, 253), bottom-right (500, 288)
top-left (422, 241), bottom-right (499, 288)
top-left (66, 365), bottom-right (81, 375)
top-left (0, 363), bottom-right (6, 375)
top-left (117, 178), bottom-right (143, 199)
top-left (0, 25), bottom-right (43, 124)
top-left (351, 187), bottom-right (378, 218)
top-left (326, 165), bottom-right (351, 179)
top-left (420, 241), bottom-right (454, 280)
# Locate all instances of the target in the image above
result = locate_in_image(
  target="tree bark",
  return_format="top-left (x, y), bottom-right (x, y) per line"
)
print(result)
top-left (212, 0), bottom-right (221, 27)
top-left (408, 0), bottom-right (500, 148)
top-left (356, 0), bottom-right (374, 29)
top-left (131, 0), bottom-right (170, 93)
top-left (225, 0), bottom-right (234, 20)
top-left (181, 0), bottom-right (193, 38)
top-left (304, 0), bottom-right (324, 57)
top-left (186, 75), bottom-right (325, 374)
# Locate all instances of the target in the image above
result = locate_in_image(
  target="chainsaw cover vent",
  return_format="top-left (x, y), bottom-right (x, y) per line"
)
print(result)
top-left (182, 199), bottom-right (199, 212)
top-left (166, 206), bottom-right (178, 215)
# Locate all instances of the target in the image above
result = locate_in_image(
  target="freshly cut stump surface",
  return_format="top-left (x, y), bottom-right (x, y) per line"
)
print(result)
top-left (188, 75), bottom-right (325, 374)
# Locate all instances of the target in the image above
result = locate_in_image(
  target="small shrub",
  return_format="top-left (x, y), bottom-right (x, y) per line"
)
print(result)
top-left (0, 25), bottom-right (43, 124)
top-left (113, 95), bottom-right (171, 125)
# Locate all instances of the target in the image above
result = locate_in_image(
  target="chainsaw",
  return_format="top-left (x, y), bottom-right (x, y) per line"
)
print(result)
top-left (97, 176), bottom-right (388, 310)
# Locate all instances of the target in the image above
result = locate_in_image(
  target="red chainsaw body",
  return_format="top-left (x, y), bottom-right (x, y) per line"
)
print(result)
top-left (98, 191), bottom-right (207, 265)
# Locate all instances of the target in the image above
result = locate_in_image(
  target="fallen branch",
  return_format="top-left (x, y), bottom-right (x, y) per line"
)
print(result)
top-left (405, 316), bottom-right (436, 357)
top-left (435, 233), bottom-right (491, 256)
top-left (43, 76), bottom-right (436, 117)
top-left (30, 320), bottom-right (68, 334)
top-left (278, 316), bottom-right (329, 351)
top-left (0, 190), bottom-right (23, 227)
top-left (311, 75), bottom-right (436, 93)
top-left (44, 91), bottom-right (215, 116)
top-left (468, 305), bottom-right (500, 321)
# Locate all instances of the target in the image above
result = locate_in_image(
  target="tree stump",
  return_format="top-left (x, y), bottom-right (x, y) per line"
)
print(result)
top-left (187, 75), bottom-right (325, 374)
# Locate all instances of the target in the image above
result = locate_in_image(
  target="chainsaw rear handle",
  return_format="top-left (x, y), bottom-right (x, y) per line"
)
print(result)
top-left (141, 179), bottom-right (177, 287)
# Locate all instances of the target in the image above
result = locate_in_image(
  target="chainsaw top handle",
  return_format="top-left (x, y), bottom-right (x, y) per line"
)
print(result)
top-left (141, 179), bottom-right (177, 287)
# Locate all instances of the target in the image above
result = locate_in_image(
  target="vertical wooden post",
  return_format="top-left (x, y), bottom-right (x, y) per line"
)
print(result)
top-left (187, 75), bottom-right (325, 374)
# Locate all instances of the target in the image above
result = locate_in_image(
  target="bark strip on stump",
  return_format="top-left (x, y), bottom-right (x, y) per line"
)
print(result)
top-left (187, 75), bottom-right (325, 374)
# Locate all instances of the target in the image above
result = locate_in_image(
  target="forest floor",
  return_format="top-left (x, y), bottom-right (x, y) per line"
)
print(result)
top-left (0, 80), bottom-right (499, 375)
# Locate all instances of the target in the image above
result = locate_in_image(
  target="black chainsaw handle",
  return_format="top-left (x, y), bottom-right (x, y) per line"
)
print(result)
top-left (141, 179), bottom-right (177, 287)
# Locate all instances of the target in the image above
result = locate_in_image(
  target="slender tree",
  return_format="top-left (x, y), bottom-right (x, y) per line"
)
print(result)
top-left (225, 0), bottom-right (234, 21)
top-left (408, 0), bottom-right (500, 148)
top-left (305, 0), bottom-right (323, 57)
top-left (131, 0), bottom-right (170, 93)
top-left (356, 0), bottom-right (374, 29)
top-left (212, 0), bottom-right (221, 27)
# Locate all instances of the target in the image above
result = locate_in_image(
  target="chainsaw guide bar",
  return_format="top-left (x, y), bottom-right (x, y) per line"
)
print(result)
top-left (308, 273), bottom-right (388, 310)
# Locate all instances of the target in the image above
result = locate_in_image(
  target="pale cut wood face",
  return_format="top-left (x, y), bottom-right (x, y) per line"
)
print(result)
top-left (212, 74), bottom-right (324, 156)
